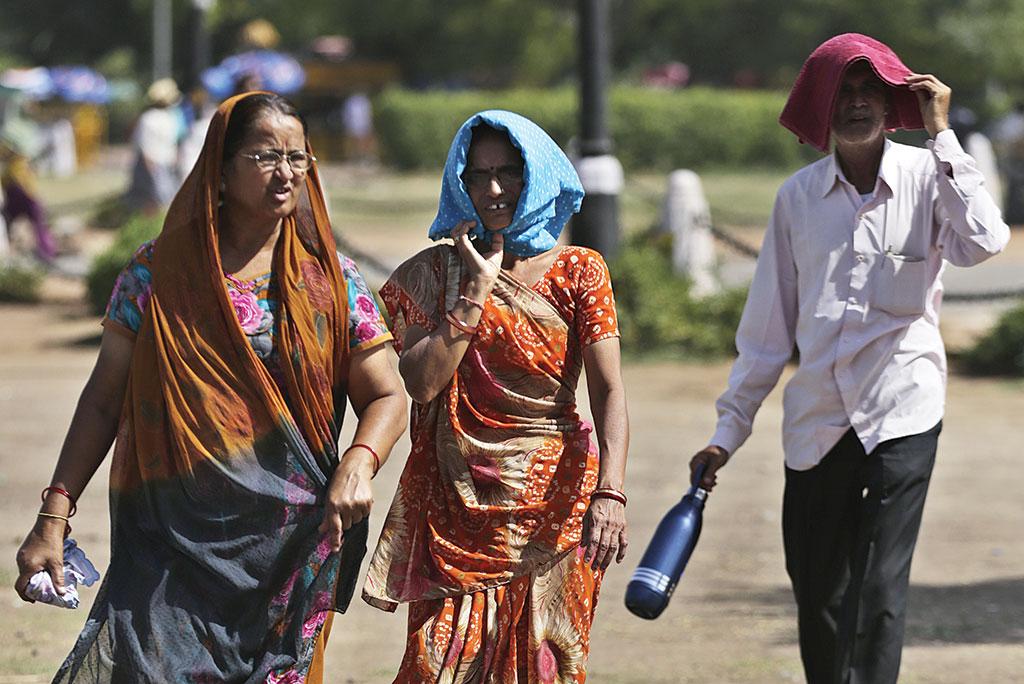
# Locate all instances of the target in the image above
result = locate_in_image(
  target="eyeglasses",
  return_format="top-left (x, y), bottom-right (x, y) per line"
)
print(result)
top-left (461, 165), bottom-right (524, 189)
top-left (240, 149), bottom-right (316, 172)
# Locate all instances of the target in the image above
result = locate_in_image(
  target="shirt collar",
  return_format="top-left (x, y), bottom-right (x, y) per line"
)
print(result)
top-left (819, 137), bottom-right (895, 198)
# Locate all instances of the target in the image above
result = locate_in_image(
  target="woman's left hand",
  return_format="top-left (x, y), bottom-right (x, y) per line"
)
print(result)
top-left (581, 497), bottom-right (628, 571)
top-left (319, 450), bottom-right (375, 553)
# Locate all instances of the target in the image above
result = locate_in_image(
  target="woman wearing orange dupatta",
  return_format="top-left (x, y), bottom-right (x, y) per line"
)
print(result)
top-left (14, 93), bottom-right (406, 682)
top-left (363, 111), bottom-right (630, 683)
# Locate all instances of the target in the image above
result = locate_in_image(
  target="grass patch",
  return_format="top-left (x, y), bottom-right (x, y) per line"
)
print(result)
top-left (611, 230), bottom-right (747, 358)
top-left (85, 213), bottom-right (164, 315)
top-left (960, 302), bottom-right (1024, 376)
top-left (0, 262), bottom-right (44, 303)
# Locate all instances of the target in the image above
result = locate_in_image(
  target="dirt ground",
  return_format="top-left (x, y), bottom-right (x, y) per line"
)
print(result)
top-left (0, 294), bottom-right (1021, 683)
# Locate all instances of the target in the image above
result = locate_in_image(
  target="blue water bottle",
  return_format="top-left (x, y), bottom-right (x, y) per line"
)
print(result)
top-left (624, 463), bottom-right (709, 619)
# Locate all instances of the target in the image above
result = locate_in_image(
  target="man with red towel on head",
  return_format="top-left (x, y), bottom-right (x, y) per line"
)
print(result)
top-left (687, 34), bottom-right (1009, 683)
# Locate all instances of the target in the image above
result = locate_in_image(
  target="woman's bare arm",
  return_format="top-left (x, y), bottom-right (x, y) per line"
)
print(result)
top-left (15, 327), bottom-right (135, 599)
top-left (319, 343), bottom-right (407, 551)
top-left (580, 336), bottom-right (630, 570)
top-left (397, 222), bottom-right (501, 403)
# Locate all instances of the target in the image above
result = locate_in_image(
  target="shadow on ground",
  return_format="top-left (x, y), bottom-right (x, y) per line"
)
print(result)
top-left (706, 576), bottom-right (1024, 646)
top-left (62, 332), bottom-right (103, 348)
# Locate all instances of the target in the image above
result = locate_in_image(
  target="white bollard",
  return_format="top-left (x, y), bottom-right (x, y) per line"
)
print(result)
top-left (964, 132), bottom-right (1003, 212)
top-left (662, 169), bottom-right (718, 297)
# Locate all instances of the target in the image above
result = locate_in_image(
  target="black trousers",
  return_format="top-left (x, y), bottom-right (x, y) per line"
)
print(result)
top-left (783, 421), bottom-right (941, 684)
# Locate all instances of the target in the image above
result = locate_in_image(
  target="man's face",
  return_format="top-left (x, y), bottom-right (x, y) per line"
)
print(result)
top-left (831, 60), bottom-right (888, 148)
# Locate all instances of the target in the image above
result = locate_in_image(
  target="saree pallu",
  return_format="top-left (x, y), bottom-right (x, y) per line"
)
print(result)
top-left (364, 244), bottom-right (619, 683)
top-left (54, 93), bottom-right (365, 684)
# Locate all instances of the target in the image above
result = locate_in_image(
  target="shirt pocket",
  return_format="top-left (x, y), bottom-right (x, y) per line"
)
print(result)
top-left (872, 253), bottom-right (929, 317)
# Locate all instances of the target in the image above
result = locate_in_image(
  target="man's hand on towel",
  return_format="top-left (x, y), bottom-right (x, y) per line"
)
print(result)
top-left (905, 73), bottom-right (952, 138)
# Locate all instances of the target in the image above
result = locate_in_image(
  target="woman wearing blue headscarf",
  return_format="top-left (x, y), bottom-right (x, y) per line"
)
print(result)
top-left (363, 111), bottom-right (630, 682)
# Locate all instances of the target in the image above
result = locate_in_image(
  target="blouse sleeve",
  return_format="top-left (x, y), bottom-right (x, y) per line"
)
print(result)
top-left (102, 241), bottom-right (156, 339)
top-left (378, 246), bottom-right (447, 353)
top-left (573, 248), bottom-right (620, 347)
top-left (338, 252), bottom-right (393, 352)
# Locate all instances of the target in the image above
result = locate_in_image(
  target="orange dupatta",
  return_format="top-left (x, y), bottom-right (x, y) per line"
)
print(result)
top-left (55, 93), bottom-right (363, 684)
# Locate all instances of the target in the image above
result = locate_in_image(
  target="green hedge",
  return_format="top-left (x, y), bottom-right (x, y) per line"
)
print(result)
top-left (611, 231), bottom-right (747, 358)
top-left (0, 262), bottom-right (43, 303)
top-left (375, 86), bottom-right (817, 172)
top-left (85, 213), bottom-right (164, 315)
top-left (961, 302), bottom-right (1024, 376)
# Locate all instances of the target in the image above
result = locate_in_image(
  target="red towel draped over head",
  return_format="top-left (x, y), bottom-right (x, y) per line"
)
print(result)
top-left (779, 33), bottom-right (924, 153)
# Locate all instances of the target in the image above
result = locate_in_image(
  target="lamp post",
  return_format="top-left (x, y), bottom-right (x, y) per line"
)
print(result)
top-left (187, 0), bottom-right (215, 91)
top-left (573, 0), bottom-right (623, 260)
top-left (153, 0), bottom-right (173, 81)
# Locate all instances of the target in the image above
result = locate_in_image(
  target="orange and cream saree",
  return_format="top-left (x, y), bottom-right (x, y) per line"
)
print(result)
top-left (364, 244), bottom-right (620, 683)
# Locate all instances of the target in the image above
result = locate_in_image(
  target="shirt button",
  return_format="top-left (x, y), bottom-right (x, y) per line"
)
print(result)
top-left (856, 255), bottom-right (865, 262)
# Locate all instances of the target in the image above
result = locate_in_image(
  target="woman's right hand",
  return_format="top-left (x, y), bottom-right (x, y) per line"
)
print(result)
top-left (14, 519), bottom-right (67, 602)
top-left (452, 220), bottom-right (503, 298)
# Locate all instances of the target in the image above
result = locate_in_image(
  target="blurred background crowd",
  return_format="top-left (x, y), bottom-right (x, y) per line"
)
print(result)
top-left (1, 0), bottom-right (1024, 369)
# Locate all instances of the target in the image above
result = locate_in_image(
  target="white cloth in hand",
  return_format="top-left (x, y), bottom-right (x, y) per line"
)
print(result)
top-left (25, 538), bottom-right (100, 609)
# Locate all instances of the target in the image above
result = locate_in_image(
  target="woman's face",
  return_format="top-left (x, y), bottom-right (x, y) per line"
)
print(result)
top-left (221, 112), bottom-right (307, 224)
top-left (462, 133), bottom-right (524, 232)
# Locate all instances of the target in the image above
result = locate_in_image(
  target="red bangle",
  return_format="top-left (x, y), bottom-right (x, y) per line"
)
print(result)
top-left (591, 488), bottom-right (627, 507)
top-left (445, 311), bottom-right (478, 336)
top-left (42, 486), bottom-right (77, 517)
top-left (347, 443), bottom-right (380, 477)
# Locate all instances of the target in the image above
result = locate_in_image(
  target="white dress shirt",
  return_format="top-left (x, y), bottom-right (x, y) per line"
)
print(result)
top-left (711, 130), bottom-right (1009, 470)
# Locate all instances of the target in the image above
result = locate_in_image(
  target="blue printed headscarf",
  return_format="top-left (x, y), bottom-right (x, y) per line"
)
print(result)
top-left (428, 110), bottom-right (585, 257)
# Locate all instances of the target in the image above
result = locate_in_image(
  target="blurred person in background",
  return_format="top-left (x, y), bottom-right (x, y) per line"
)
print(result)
top-left (177, 86), bottom-right (216, 179)
top-left (14, 92), bottom-right (406, 683)
top-left (990, 101), bottom-right (1024, 222)
top-left (342, 91), bottom-right (376, 164)
top-left (124, 78), bottom-right (183, 214)
top-left (1, 119), bottom-right (57, 264)
top-left (35, 103), bottom-right (77, 179)
top-left (688, 34), bottom-right (1008, 684)
top-left (363, 110), bottom-right (630, 683)
top-left (233, 71), bottom-right (264, 97)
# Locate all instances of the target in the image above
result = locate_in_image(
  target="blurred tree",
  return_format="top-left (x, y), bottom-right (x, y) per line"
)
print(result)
top-left (0, 0), bottom-right (199, 82)
top-left (207, 0), bottom-right (349, 55)
top-left (937, 0), bottom-right (1024, 106)
top-left (0, 0), bottom-right (1022, 106)
top-left (334, 0), bottom-right (576, 87)
top-left (613, 0), bottom-right (964, 85)
top-left (611, 0), bottom-right (1004, 112)
top-left (0, 0), bottom-right (575, 88)
top-left (0, 0), bottom-right (146, 67)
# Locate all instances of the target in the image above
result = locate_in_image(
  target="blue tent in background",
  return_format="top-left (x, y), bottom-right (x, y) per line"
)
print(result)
top-left (0, 66), bottom-right (109, 104)
top-left (201, 50), bottom-right (305, 99)
top-left (49, 66), bottom-right (110, 104)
